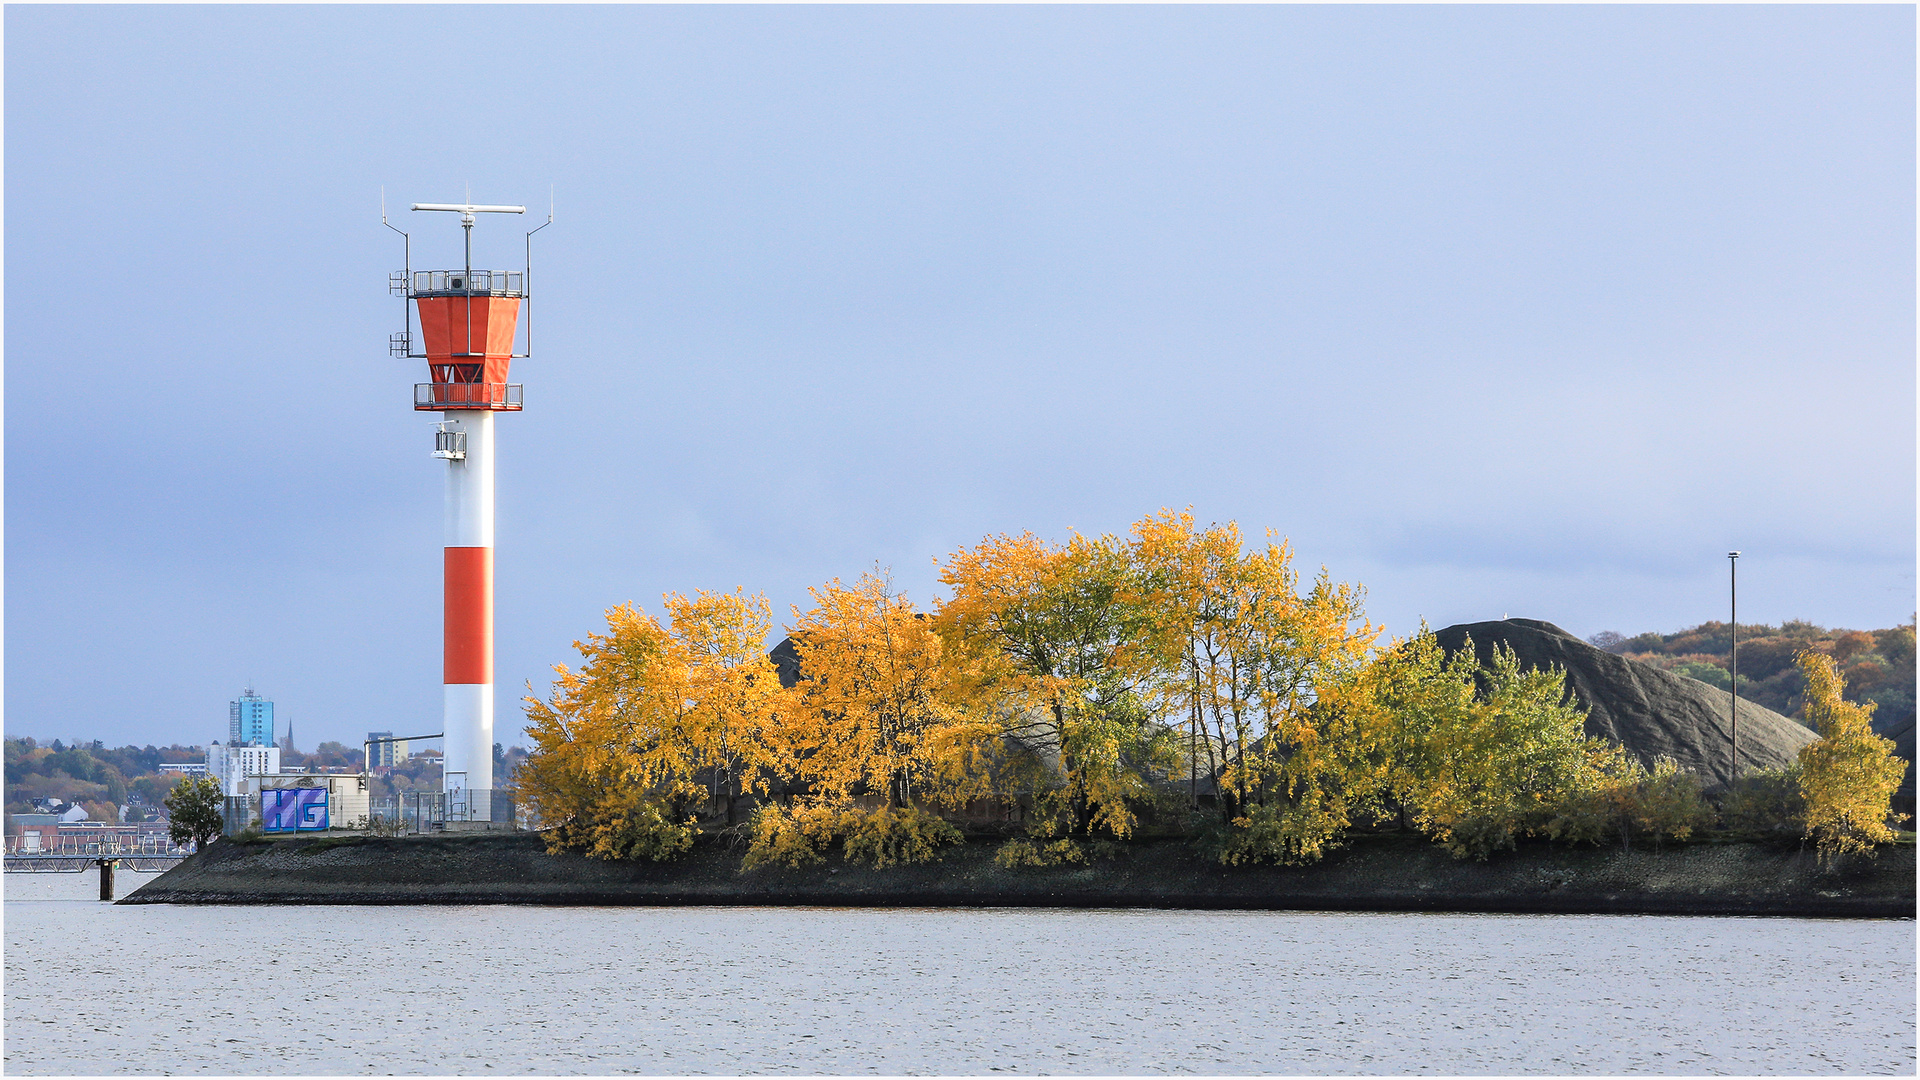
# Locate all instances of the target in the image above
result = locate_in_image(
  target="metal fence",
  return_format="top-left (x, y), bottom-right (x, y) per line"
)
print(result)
top-left (368, 789), bottom-right (518, 833)
top-left (217, 790), bottom-right (521, 837)
top-left (220, 795), bottom-right (256, 837)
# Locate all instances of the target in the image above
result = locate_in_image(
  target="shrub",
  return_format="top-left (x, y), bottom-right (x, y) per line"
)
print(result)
top-left (1436, 812), bottom-right (1526, 860)
top-left (741, 802), bottom-right (841, 870)
top-left (840, 806), bottom-right (964, 868)
top-left (741, 799), bottom-right (967, 864)
top-left (1543, 782), bottom-right (1624, 848)
top-left (1630, 757), bottom-right (1713, 849)
top-left (1221, 799), bottom-right (1349, 866)
top-left (1718, 766), bottom-right (1805, 834)
top-left (1545, 754), bottom-right (1711, 851)
top-left (995, 837), bottom-right (1087, 868)
top-left (585, 788), bottom-right (698, 862)
top-left (744, 803), bottom-right (965, 869)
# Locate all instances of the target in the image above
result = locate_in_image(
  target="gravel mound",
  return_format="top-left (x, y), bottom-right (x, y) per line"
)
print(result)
top-left (1434, 619), bottom-right (1817, 788)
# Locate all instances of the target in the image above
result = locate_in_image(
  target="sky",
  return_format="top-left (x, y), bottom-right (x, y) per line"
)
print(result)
top-left (6, 5), bottom-right (1913, 752)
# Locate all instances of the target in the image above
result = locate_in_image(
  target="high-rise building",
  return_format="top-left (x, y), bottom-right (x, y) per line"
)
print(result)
top-left (230, 689), bottom-right (274, 747)
top-left (206, 741), bottom-right (281, 797)
top-left (366, 731), bottom-right (407, 770)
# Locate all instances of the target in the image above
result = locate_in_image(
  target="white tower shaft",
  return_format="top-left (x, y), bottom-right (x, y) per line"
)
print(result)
top-left (443, 410), bottom-right (495, 816)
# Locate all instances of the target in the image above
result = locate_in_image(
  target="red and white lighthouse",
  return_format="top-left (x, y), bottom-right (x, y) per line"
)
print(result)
top-left (387, 199), bottom-right (548, 819)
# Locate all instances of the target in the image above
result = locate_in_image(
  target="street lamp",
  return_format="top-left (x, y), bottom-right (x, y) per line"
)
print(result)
top-left (1728, 551), bottom-right (1741, 785)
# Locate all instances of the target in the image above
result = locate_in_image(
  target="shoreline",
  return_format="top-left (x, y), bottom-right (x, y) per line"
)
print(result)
top-left (120, 831), bottom-right (1915, 917)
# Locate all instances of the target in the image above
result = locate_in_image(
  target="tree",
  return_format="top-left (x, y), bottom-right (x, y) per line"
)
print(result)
top-left (164, 776), bottom-right (224, 850)
top-left (779, 571), bottom-right (974, 812)
top-left (1125, 510), bottom-right (1245, 815)
top-left (935, 529), bottom-right (1177, 845)
top-left (520, 591), bottom-right (782, 859)
top-left (130, 773), bottom-right (178, 808)
top-left (1796, 651), bottom-right (1907, 858)
top-left (669, 589), bottom-right (784, 822)
top-left (1356, 630), bottom-right (1607, 859)
top-left (744, 571), bottom-right (977, 868)
top-left (1125, 508), bottom-right (1376, 857)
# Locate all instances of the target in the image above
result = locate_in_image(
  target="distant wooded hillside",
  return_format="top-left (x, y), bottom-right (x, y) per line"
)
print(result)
top-left (1586, 620), bottom-right (1915, 739)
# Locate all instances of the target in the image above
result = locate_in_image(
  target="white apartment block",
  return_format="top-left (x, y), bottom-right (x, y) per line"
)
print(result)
top-left (205, 743), bottom-right (281, 797)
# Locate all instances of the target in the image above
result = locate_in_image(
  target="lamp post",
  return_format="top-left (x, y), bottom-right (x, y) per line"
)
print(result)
top-left (1728, 551), bottom-right (1741, 785)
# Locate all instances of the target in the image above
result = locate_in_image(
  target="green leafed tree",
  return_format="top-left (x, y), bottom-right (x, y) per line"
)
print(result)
top-left (164, 776), bottom-right (225, 850)
top-left (1359, 630), bottom-right (1609, 859)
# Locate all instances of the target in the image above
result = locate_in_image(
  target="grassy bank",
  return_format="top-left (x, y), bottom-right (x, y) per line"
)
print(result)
top-left (121, 830), bottom-right (1914, 917)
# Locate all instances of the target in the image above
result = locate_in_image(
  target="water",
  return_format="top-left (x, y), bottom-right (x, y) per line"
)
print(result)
top-left (5, 871), bottom-right (1913, 1074)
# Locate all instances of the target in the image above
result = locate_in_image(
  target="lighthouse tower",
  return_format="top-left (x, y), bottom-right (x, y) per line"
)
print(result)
top-left (387, 199), bottom-right (548, 820)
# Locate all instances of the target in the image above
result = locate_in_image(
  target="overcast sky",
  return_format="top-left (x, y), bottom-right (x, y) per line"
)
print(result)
top-left (6, 5), bottom-right (1913, 751)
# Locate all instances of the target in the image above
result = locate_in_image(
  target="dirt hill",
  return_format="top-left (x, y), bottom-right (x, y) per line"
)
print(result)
top-left (1434, 619), bottom-right (1816, 789)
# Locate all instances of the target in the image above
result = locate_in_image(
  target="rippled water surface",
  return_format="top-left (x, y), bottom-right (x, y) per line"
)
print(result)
top-left (4, 871), bottom-right (1913, 1074)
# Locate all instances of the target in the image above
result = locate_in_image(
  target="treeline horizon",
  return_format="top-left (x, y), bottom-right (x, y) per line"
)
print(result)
top-left (1588, 618), bottom-right (1915, 736)
top-left (1, 736), bottom-right (531, 825)
top-left (12, 619), bottom-right (1907, 795)
top-left (521, 509), bottom-right (1909, 870)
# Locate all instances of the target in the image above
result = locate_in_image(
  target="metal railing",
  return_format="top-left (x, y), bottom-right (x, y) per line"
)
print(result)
top-left (414, 382), bottom-right (523, 410)
top-left (368, 789), bottom-right (518, 833)
top-left (368, 793), bottom-right (444, 834)
top-left (5, 834), bottom-right (188, 857)
top-left (6, 853), bottom-right (189, 873)
top-left (409, 270), bottom-right (525, 297)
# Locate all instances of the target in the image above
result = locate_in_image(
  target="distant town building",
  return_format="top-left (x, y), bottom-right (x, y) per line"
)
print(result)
top-left (157, 761), bottom-right (209, 776)
top-left (366, 731), bottom-right (407, 771)
top-left (9, 801), bottom-right (93, 854)
top-left (25, 799), bottom-right (91, 822)
top-left (206, 742), bottom-right (281, 797)
top-left (230, 688), bottom-right (275, 747)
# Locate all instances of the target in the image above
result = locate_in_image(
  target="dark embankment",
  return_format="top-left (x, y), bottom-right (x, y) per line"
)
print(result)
top-left (121, 831), bottom-right (1914, 917)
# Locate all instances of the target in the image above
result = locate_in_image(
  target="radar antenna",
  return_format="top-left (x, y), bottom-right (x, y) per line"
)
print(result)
top-left (412, 202), bottom-right (527, 274)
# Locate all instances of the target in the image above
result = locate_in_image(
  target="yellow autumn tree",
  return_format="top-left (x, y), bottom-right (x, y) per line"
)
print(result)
top-left (1125, 511), bottom-right (1243, 812)
top-left (1125, 508), bottom-right (1377, 863)
top-left (1796, 650), bottom-right (1907, 858)
top-left (519, 590), bottom-right (781, 860)
top-left (748, 572), bottom-right (969, 868)
top-left (935, 529), bottom-right (1180, 851)
top-left (780, 572), bottom-right (977, 807)
top-left (668, 589), bottom-right (784, 823)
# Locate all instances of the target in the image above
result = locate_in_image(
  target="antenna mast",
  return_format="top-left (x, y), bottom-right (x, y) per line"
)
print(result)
top-left (411, 203), bottom-right (525, 276)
